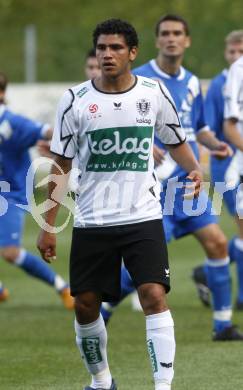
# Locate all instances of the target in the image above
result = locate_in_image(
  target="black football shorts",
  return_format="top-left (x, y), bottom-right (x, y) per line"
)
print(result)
top-left (70, 219), bottom-right (170, 301)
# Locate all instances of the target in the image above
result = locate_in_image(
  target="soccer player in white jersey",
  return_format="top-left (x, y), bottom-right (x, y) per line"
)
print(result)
top-left (193, 31), bottom-right (243, 310)
top-left (37, 19), bottom-right (203, 390)
top-left (101, 14), bottom-right (243, 342)
top-left (224, 54), bottom-right (243, 306)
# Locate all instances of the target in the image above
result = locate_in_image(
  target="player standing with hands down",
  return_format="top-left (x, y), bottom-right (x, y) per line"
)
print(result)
top-left (37, 19), bottom-right (202, 390)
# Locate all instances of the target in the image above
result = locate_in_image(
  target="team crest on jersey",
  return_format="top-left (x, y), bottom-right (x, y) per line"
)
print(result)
top-left (136, 99), bottom-right (151, 116)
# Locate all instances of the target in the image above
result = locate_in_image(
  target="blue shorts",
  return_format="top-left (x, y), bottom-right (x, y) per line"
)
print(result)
top-left (0, 202), bottom-right (25, 247)
top-left (210, 157), bottom-right (237, 216)
top-left (161, 179), bottom-right (218, 242)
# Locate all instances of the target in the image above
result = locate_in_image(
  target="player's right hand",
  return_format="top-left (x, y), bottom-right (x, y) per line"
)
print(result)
top-left (37, 230), bottom-right (57, 263)
top-left (183, 169), bottom-right (203, 199)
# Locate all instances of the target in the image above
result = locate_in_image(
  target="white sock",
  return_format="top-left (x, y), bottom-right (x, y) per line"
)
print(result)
top-left (75, 314), bottom-right (112, 389)
top-left (146, 311), bottom-right (175, 389)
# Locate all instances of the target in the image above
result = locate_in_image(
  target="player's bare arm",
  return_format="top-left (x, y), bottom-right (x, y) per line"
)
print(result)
top-left (166, 142), bottom-right (203, 198)
top-left (197, 129), bottom-right (233, 158)
top-left (224, 118), bottom-right (243, 152)
top-left (37, 155), bottom-right (72, 263)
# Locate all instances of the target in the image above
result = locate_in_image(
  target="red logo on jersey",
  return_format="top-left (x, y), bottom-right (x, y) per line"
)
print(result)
top-left (89, 104), bottom-right (98, 113)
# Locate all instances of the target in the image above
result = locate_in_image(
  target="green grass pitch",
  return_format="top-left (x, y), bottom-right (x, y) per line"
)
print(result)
top-left (0, 206), bottom-right (243, 389)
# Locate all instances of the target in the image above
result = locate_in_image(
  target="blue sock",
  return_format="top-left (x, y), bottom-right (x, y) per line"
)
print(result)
top-left (228, 237), bottom-right (236, 263)
top-left (101, 267), bottom-right (135, 322)
top-left (204, 258), bottom-right (232, 333)
top-left (234, 238), bottom-right (243, 303)
top-left (14, 249), bottom-right (56, 287)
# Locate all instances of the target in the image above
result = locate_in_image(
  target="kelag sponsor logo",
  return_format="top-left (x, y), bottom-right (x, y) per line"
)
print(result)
top-left (86, 126), bottom-right (153, 172)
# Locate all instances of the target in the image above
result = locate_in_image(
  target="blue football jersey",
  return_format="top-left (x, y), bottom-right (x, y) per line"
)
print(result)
top-left (0, 105), bottom-right (45, 204)
top-left (133, 60), bottom-right (208, 180)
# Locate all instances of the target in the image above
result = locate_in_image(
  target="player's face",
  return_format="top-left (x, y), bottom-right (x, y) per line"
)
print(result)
top-left (85, 57), bottom-right (101, 79)
top-left (156, 21), bottom-right (191, 58)
top-left (95, 34), bottom-right (137, 77)
top-left (225, 41), bottom-right (243, 65)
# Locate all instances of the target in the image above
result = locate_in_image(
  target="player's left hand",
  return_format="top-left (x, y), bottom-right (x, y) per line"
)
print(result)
top-left (183, 169), bottom-right (203, 199)
top-left (210, 142), bottom-right (233, 159)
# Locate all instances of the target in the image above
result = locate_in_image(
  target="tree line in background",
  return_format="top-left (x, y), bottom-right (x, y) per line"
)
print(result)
top-left (0, 0), bottom-right (242, 82)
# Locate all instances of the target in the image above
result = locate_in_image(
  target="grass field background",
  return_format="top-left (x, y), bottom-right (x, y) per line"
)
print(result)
top-left (1, 205), bottom-right (243, 390)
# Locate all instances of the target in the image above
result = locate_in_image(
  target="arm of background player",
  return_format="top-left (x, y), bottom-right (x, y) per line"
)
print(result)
top-left (224, 119), bottom-right (243, 152)
top-left (197, 129), bottom-right (233, 158)
top-left (167, 142), bottom-right (203, 198)
top-left (196, 85), bottom-right (232, 158)
top-left (37, 155), bottom-right (72, 263)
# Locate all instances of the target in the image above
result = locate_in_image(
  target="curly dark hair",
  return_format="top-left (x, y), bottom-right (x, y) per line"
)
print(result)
top-left (155, 14), bottom-right (190, 37)
top-left (93, 18), bottom-right (139, 49)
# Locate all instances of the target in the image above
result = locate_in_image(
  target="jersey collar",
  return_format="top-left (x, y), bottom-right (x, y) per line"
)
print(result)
top-left (91, 76), bottom-right (138, 95)
top-left (149, 59), bottom-right (186, 80)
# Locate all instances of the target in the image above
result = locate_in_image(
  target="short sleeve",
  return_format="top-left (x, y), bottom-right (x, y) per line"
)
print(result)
top-left (224, 62), bottom-right (242, 120)
top-left (50, 89), bottom-right (78, 159)
top-left (155, 83), bottom-right (186, 145)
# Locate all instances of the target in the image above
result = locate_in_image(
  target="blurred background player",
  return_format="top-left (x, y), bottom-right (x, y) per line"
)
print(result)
top-left (192, 30), bottom-right (243, 309)
top-left (0, 279), bottom-right (9, 301)
top-left (84, 48), bottom-right (101, 79)
top-left (224, 52), bottom-right (243, 308)
top-left (101, 14), bottom-right (243, 341)
top-left (0, 71), bottom-right (73, 309)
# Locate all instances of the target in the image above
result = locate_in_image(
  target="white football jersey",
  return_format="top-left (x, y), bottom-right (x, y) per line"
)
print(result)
top-left (51, 76), bottom-right (185, 227)
top-left (224, 56), bottom-right (243, 174)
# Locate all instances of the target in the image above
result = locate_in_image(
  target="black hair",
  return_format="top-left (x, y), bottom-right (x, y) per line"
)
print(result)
top-left (86, 48), bottom-right (96, 59)
top-left (0, 72), bottom-right (8, 92)
top-left (155, 14), bottom-right (190, 37)
top-left (93, 18), bottom-right (139, 49)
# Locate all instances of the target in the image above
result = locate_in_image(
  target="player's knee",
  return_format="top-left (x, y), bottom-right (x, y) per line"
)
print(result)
top-left (138, 283), bottom-right (168, 315)
top-left (74, 292), bottom-right (101, 323)
top-left (1, 247), bottom-right (20, 263)
top-left (205, 233), bottom-right (228, 258)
